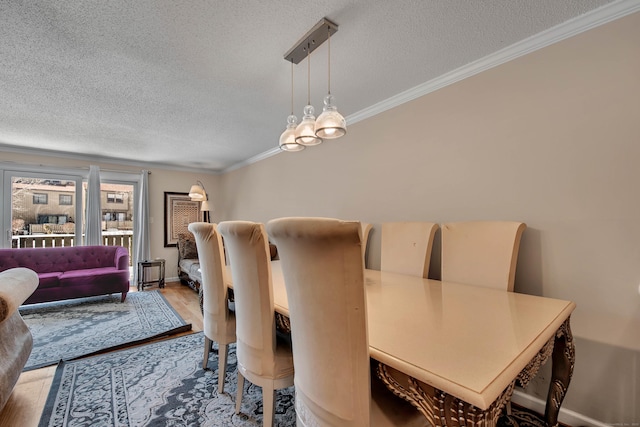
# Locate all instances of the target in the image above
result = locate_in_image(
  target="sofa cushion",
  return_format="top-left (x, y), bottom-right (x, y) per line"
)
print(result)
top-left (179, 259), bottom-right (201, 281)
top-left (57, 247), bottom-right (122, 270)
top-left (37, 272), bottom-right (62, 289)
top-left (59, 268), bottom-right (130, 290)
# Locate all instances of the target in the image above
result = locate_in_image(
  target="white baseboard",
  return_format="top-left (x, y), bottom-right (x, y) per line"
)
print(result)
top-left (512, 390), bottom-right (610, 427)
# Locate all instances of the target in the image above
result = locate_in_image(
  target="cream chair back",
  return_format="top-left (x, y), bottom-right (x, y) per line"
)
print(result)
top-left (218, 221), bottom-right (294, 427)
top-left (268, 217), bottom-right (369, 426)
top-left (0, 268), bottom-right (39, 411)
top-left (381, 221), bottom-right (438, 278)
top-left (187, 222), bottom-right (236, 393)
top-left (360, 222), bottom-right (373, 268)
top-left (441, 221), bottom-right (526, 292)
top-left (218, 221), bottom-right (278, 376)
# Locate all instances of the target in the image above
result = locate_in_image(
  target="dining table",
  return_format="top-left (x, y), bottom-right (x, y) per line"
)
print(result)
top-left (225, 260), bottom-right (575, 427)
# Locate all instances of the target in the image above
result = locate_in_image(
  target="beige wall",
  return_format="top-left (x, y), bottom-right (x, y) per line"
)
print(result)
top-left (1, 11), bottom-right (638, 424)
top-left (217, 13), bottom-right (640, 424)
top-left (0, 153), bottom-right (219, 275)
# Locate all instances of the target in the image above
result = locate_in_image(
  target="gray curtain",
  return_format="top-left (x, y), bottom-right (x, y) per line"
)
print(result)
top-left (85, 165), bottom-right (102, 245)
top-left (133, 170), bottom-right (150, 285)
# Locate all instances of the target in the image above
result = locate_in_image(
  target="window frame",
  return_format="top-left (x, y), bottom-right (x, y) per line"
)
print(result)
top-left (59, 194), bottom-right (73, 206)
top-left (107, 192), bottom-right (124, 204)
top-left (32, 193), bottom-right (48, 205)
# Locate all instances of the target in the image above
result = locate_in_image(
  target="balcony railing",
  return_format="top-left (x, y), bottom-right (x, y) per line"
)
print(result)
top-left (11, 231), bottom-right (134, 266)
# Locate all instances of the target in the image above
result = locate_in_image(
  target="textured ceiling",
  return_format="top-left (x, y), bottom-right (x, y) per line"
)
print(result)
top-left (0, 0), bottom-right (620, 172)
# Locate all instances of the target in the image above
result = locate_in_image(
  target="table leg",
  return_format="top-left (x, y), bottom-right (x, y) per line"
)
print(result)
top-left (160, 262), bottom-right (165, 288)
top-left (374, 317), bottom-right (570, 427)
top-left (544, 316), bottom-right (575, 427)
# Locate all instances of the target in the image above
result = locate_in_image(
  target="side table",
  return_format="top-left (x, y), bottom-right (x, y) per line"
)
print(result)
top-left (137, 259), bottom-right (165, 291)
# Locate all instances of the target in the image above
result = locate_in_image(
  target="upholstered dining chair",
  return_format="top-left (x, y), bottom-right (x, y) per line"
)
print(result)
top-left (360, 222), bottom-right (373, 268)
top-left (218, 221), bottom-right (294, 427)
top-left (187, 222), bottom-right (236, 394)
top-left (381, 221), bottom-right (439, 278)
top-left (441, 221), bottom-right (527, 292)
top-left (441, 220), bottom-right (526, 417)
top-left (0, 267), bottom-right (38, 411)
top-left (267, 217), bottom-right (425, 427)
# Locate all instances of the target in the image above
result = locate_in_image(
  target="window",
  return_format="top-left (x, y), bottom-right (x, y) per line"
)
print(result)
top-left (37, 214), bottom-right (68, 224)
top-left (107, 193), bottom-right (124, 203)
top-left (33, 193), bottom-right (48, 204)
top-left (59, 194), bottom-right (73, 205)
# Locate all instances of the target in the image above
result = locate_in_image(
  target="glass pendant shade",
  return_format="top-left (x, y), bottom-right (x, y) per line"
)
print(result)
top-left (295, 104), bottom-right (322, 146)
top-left (315, 94), bottom-right (346, 139)
top-left (279, 114), bottom-right (305, 152)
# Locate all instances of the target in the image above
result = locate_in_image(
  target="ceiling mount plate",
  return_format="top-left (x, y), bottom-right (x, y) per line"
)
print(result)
top-left (284, 18), bottom-right (338, 64)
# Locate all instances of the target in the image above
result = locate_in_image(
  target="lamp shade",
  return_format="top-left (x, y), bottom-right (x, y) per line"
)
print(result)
top-left (200, 200), bottom-right (211, 212)
top-left (295, 105), bottom-right (322, 146)
top-left (279, 114), bottom-right (305, 152)
top-left (189, 184), bottom-right (205, 200)
top-left (315, 94), bottom-right (346, 139)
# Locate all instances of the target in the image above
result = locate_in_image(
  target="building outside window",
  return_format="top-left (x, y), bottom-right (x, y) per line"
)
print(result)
top-left (7, 175), bottom-right (135, 263)
top-left (33, 193), bottom-right (48, 204)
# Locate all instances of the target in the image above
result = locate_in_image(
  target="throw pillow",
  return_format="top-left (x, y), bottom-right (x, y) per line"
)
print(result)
top-left (178, 232), bottom-right (199, 259)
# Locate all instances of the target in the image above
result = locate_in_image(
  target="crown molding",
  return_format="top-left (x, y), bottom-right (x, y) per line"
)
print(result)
top-left (223, 146), bottom-right (282, 173)
top-left (346, 0), bottom-right (640, 125)
top-left (223, 0), bottom-right (640, 174)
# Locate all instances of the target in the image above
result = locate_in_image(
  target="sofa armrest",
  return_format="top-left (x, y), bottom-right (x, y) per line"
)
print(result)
top-left (114, 246), bottom-right (130, 271)
top-left (0, 268), bottom-right (39, 323)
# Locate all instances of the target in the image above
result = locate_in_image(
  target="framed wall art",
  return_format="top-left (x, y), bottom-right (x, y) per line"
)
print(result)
top-left (164, 192), bottom-right (202, 247)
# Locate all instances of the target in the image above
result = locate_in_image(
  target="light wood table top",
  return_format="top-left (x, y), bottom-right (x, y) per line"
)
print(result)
top-left (226, 261), bottom-right (575, 416)
top-left (363, 269), bottom-right (574, 410)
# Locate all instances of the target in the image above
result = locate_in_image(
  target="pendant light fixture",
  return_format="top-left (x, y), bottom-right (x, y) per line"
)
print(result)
top-left (279, 60), bottom-right (305, 152)
top-left (315, 24), bottom-right (346, 139)
top-left (280, 18), bottom-right (340, 151)
top-left (294, 43), bottom-right (322, 146)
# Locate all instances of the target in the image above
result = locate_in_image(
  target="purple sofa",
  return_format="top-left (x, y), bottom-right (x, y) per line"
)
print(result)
top-left (0, 246), bottom-right (130, 305)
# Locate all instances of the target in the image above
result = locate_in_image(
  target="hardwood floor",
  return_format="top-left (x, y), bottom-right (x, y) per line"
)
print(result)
top-left (0, 281), bottom-right (202, 427)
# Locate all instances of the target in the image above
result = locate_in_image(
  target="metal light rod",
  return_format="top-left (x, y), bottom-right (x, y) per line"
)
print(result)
top-left (284, 18), bottom-right (338, 64)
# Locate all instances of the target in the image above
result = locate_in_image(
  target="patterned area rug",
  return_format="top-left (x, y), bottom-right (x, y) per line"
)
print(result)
top-left (37, 330), bottom-right (553, 427)
top-left (39, 332), bottom-right (296, 427)
top-left (20, 291), bottom-right (192, 370)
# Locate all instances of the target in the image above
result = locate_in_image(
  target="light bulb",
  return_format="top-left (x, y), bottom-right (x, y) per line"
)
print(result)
top-left (295, 105), bottom-right (322, 146)
top-left (315, 94), bottom-right (346, 139)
